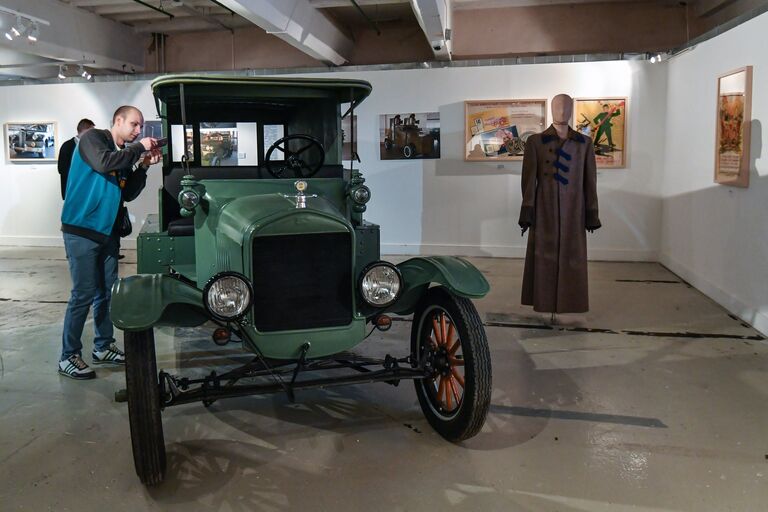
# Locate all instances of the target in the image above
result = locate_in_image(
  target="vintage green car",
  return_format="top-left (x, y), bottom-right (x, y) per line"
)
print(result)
top-left (111, 75), bottom-right (492, 486)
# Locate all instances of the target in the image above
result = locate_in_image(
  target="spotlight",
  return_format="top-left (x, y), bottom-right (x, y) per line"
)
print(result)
top-left (650, 55), bottom-right (656, 64)
top-left (4, 32), bottom-right (12, 41)
top-left (79, 65), bottom-right (87, 78)
top-left (27, 23), bottom-right (38, 42)
top-left (57, 65), bottom-right (65, 80)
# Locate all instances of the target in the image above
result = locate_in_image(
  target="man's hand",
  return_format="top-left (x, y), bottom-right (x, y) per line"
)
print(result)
top-left (139, 137), bottom-right (157, 151)
top-left (140, 148), bottom-right (162, 168)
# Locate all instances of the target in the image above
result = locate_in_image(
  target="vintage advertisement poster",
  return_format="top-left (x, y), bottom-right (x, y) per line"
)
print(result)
top-left (379, 112), bottom-right (440, 160)
top-left (715, 66), bottom-right (752, 187)
top-left (573, 98), bottom-right (627, 168)
top-left (464, 100), bottom-right (546, 161)
top-left (5, 122), bottom-right (57, 162)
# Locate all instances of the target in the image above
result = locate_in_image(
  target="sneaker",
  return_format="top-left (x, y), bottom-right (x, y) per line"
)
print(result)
top-left (92, 343), bottom-right (126, 366)
top-left (59, 355), bottom-right (96, 380)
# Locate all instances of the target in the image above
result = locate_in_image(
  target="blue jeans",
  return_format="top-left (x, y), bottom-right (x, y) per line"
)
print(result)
top-left (61, 232), bottom-right (119, 361)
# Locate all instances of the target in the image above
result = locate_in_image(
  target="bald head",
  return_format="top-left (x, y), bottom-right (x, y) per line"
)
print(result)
top-left (110, 105), bottom-right (144, 147)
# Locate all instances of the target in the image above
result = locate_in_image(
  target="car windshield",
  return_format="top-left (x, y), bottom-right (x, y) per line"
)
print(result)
top-left (154, 76), bottom-right (370, 171)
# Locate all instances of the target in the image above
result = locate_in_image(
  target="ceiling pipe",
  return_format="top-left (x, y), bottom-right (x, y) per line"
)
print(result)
top-left (131, 0), bottom-right (174, 19)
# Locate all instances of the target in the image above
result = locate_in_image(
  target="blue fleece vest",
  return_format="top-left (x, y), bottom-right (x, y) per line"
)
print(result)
top-left (61, 144), bottom-right (122, 236)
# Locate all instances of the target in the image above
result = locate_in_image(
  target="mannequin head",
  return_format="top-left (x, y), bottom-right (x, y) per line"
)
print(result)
top-left (551, 94), bottom-right (574, 125)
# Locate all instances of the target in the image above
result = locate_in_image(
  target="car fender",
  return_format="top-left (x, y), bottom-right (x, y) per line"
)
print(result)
top-left (390, 256), bottom-right (490, 315)
top-left (111, 274), bottom-right (207, 331)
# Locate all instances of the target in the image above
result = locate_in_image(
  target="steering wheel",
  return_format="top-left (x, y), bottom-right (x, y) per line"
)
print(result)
top-left (264, 135), bottom-right (325, 179)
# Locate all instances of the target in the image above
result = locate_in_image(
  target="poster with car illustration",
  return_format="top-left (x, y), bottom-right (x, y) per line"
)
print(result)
top-left (573, 98), bottom-right (627, 169)
top-left (379, 112), bottom-right (440, 160)
top-left (5, 122), bottom-right (57, 162)
top-left (464, 100), bottom-right (546, 161)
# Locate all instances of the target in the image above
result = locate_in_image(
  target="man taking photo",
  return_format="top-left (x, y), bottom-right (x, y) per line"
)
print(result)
top-left (59, 105), bottom-right (161, 380)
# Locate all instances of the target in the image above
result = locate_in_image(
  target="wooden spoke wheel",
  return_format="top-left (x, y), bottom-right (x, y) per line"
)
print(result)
top-left (411, 286), bottom-right (491, 441)
top-left (125, 328), bottom-right (166, 486)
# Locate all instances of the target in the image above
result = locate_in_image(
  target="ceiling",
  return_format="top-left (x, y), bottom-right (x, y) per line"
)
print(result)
top-left (0, 0), bottom-right (761, 81)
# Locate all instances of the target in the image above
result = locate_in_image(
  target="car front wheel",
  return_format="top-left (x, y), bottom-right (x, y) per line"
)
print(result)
top-left (124, 328), bottom-right (166, 486)
top-left (411, 286), bottom-right (491, 441)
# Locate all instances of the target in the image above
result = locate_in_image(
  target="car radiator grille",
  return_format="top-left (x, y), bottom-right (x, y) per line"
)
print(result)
top-left (251, 233), bottom-right (353, 332)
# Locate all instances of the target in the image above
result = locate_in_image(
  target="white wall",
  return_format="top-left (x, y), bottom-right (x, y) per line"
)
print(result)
top-left (661, 12), bottom-right (768, 335)
top-left (0, 60), bottom-right (666, 262)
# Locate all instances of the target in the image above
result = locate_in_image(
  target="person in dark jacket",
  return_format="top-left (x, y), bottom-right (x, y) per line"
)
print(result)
top-left (57, 118), bottom-right (95, 200)
top-left (58, 106), bottom-right (161, 380)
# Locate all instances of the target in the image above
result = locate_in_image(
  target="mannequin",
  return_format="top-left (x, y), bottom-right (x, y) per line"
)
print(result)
top-left (518, 94), bottom-right (601, 315)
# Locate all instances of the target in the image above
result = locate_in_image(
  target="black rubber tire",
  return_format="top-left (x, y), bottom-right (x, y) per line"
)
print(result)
top-left (124, 328), bottom-right (166, 486)
top-left (403, 143), bottom-right (416, 158)
top-left (411, 286), bottom-right (492, 442)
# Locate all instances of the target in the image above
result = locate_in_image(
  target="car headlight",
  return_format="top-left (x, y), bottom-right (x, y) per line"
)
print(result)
top-left (351, 185), bottom-right (371, 205)
top-left (360, 262), bottom-right (402, 307)
top-left (203, 272), bottom-right (253, 321)
top-left (178, 189), bottom-right (200, 210)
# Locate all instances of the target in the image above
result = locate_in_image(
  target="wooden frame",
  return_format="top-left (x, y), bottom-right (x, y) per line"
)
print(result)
top-left (464, 99), bottom-right (547, 161)
top-left (4, 121), bottom-right (58, 163)
top-left (715, 66), bottom-right (752, 187)
top-left (572, 97), bottom-right (628, 169)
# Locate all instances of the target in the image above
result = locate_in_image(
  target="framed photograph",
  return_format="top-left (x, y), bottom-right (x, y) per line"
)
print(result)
top-left (464, 100), bottom-right (547, 161)
top-left (4, 122), bottom-right (58, 162)
top-left (715, 66), bottom-right (752, 187)
top-left (379, 112), bottom-right (440, 160)
top-left (142, 120), bottom-right (163, 139)
top-left (573, 98), bottom-right (627, 168)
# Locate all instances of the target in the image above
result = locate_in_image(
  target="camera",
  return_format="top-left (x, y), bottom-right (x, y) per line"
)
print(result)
top-left (431, 39), bottom-right (444, 51)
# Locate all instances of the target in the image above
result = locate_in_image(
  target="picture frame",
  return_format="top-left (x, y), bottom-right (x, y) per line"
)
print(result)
top-left (715, 66), bottom-right (752, 187)
top-left (379, 112), bottom-right (441, 160)
top-left (4, 121), bottom-right (58, 162)
top-left (573, 98), bottom-right (627, 169)
top-left (464, 99), bottom-right (547, 161)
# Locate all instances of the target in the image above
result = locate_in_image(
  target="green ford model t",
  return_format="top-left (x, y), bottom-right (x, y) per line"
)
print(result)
top-left (111, 75), bottom-right (492, 486)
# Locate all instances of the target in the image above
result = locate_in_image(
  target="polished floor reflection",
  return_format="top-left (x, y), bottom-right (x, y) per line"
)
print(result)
top-left (0, 247), bottom-right (766, 511)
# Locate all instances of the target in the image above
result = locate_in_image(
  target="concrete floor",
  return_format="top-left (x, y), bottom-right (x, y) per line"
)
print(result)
top-left (0, 247), bottom-right (766, 511)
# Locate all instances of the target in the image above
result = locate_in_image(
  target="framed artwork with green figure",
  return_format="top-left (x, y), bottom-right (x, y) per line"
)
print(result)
top-left (573, 98), bottom-right (627, 168)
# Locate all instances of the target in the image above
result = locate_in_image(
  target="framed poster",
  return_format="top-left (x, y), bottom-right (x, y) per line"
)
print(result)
top-left (4, 122), bottom-right (58, 162)
top-left (379, 112), bottom-right (440, 160)
top-left (573, 98), bottom-right (627, 168)
top-left (464, 99), bottom-right (547, 161)
top-left (142, 120), bottom-right (163, 139)
top-left (715, 66), bottom-right (752, 187)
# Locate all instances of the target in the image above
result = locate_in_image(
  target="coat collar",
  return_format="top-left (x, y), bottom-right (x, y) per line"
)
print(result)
top-left (541, 124), bottom-right (587, 144)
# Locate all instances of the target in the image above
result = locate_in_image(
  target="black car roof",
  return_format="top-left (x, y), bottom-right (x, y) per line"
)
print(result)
top-left (152, 75), bottom-right (372, 118)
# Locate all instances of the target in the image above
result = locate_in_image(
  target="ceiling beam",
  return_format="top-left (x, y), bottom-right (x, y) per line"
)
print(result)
top-left (217, 0), bottom-right (353, 65)
top-left (410, 0), bottom-right (451, 60)
top-left (0, 0), bottom-right (144, 72)
top-left (692, 0), bottom-right (740, 17)
top-left (308, 0), bottom-right (408, 6)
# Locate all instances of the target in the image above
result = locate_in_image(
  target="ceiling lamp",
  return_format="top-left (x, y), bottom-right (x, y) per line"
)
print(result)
top-left (27, 22), bottom-right (38, 42)
top-left (58, 65), bottom-right (66, 80)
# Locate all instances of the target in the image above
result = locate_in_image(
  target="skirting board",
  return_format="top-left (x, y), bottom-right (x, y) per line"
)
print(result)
top-left (660, 253), bottom-right (768, 338)
top-left (2, 237), bottom-right (655, 261)
top-left (0, 236), bottom-right (139, 249)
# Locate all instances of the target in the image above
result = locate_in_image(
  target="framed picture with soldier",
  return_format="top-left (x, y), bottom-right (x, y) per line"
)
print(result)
top-left (573, 98), bottom-right (627, 169)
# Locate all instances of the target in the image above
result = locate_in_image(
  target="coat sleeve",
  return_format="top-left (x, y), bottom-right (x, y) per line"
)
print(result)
top-left (78, 129), bottom-right (144, 174)
top-left (519, 137), bottom-right (537, 228)
top-left (584, 142), bottom-right (601, 230)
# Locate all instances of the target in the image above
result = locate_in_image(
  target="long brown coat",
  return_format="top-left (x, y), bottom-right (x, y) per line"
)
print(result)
top-left (519, 125), bottom-right (600, 313)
